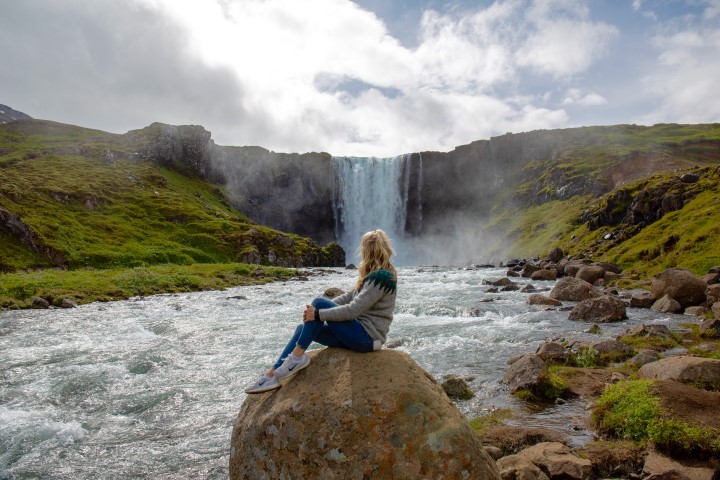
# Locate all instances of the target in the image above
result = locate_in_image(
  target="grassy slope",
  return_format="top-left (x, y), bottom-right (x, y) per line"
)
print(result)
top-left (493, 123), bottom-right (720, 276)
top-left (0, 120), bottom-right (330, 272)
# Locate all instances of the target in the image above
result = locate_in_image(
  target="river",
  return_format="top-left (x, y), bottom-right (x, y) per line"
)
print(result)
top-left (0, 266), bottom-right (677, 479)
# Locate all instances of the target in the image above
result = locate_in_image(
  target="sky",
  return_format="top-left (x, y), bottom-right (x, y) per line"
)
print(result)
top-left (1, 0), bottom-right (719, 156)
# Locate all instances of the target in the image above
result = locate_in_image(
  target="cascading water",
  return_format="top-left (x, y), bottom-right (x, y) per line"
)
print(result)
top-left (332, 153), bottom-right (422, 265)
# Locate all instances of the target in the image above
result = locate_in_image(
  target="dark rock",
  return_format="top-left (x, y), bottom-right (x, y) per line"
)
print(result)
top-left (323, 287), bottom-right (344, 299)
top-left (31, 297), bottom-right (50, 308)
top-left (564, 263), bottom-right (582, 278)
top-left (522, 263), bottom-right (542, 278)
top-left (651, 268), bottom-right (707, 308)
top-left (651, 294), bottom-right (682, 313)
top-left (549, 277), bottom-right (599, 302)
top-left (486, 287), bottom-right (499, 293)
top-left (626, 350), bottom-right (660, 368)
top-left (506, 259), bottom-right (522, 267)
top-left (60, 299), bottom-right (77, 308)
top-left (501, 284), bottom-right (521, 292)
top-left (528, 294), bottom-right (562, 307)
top-left (441, 377), bottom-right (475, 400)
top-left (569, 295), bottom-right (627, 322)
top-left (547, 247), bottom-right (564, 263)
top-left (226, 295), bottom-right (248, 300)
top-left (531, 269), bottom-right (557, 281)
top-left (384, 339), bottom-right (405, 349)
top-left (576, 265), bottom-right (605, 284)
top-left (591, 339), bottom-right (634, 359)
top-left (345, 263), bottom-right (356, 269)
top-left (708, 265), bottom-right (720, 274)
top-left (679, 173), bottom-right (700, 183)
top-left (629, 293), bottom-right (654, 308)
top-left (706, 284), bottom-right (720, 305)
top-left (700, 318), bottom-right (720, 337)
top-left (702, 272), bottom-right (720, 285)
top-left (586, 325), bottom-right (601, 334)
top-left (626, 323), bottom-right (672, 339)
top-left (507, 269), bottom-right (520, 277)
top-left (685, 306), bottom-right (709, 317)
top-left (479, 426), bottom-right (567, 457)
top-left (536, 342), bottom-right (569, 365)
top-left (484, 277), bottom-right (516, 287)
top-left (502, 354), bottom-right (548, 393)
top-left (520, 284), bottom-right (537, 293)
top-left (593, 262), bottom-right (622, 274)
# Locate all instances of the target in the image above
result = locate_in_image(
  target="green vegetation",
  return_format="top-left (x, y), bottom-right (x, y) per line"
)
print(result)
top-left (617, 332), bottom-right (681, 352)
top-left (469, 408), bottom-right (513, 435)
top-left (514, 368), bottom-right (568, 401)
top-left (0, 263), bottom-right (296, 309)
top-left (594, 380), bottom-right (720, 456)
top-left (573, 347), bottom-right (601, 368)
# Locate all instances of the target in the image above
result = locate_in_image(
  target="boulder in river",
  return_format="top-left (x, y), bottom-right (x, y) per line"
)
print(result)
top-left (549, 277), bottom-right (599, 302)
top-left (230, 349), bottom-right (500, 480)
top-left (629, 293), bottom-right (654, 308)
top-left (31, 297), bottom-right (49, 309)
top-left (568, 295), bottom-right (627, 322)
top-left (575, 265), bottom-right (605, 285)
top-left (441, 376), bottom-right (475, 400)
top-left (547, 247), bottom-right (564, 263)
top-left (650, 268), bottom-right (707, 308)
top-left (528, 294), bottom-right (562, 307)
top-left (323, 287), bottom-right (344, 299)
top-left (531, 269), bottom-right (557, 281)
top-left (650, 294), bottom-right (682, 313)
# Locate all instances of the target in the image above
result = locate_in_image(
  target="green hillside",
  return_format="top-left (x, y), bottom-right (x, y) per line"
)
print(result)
top-left (0, 120), bottom-right (341, 273)
top-left (490, 123), bottom-right (720, 277)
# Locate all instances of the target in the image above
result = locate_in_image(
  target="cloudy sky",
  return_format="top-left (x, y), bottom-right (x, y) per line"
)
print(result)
top-left (2, 0), bottom-right (719, 156)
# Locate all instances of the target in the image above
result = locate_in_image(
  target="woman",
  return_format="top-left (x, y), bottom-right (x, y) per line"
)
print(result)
top-left (245, 229), bottom-right (397, 394)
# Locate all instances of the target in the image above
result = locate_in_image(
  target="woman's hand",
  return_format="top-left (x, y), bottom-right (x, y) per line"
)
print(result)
top-left (303, 305), bottom-right (317, 323)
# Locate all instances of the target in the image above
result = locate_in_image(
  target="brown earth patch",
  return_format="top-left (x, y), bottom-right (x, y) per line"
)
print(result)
top-left (606, 151), bottom-right (694, 189)
top-left (653, 380), bottom-right (720, 429)
top-left (559, 368), bottom-right (614, 398)
top-left (577, 441), bottom-right (646, 479)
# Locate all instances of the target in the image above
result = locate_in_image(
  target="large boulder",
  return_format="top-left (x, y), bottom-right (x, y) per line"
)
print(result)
top-left (230, 349), bottom-right (500, 480)
top-left (650, 268), bottom-right (707, 307)
top-left (515, 442), bottom-right (592, 480)
top-left (531, 269), bottom-right (557, 281)
top-left (650, 294), bottom-right (682, 313)
top-left (528, 294), bottom-right (562, 307)
top-left (638, 356), bottom-right (720, 389)
top-left (547, 247), bottom-right (564, 263)
top-left (568, 295), bottom-right (628, 322)
top-left (629, 293), bottom-right (654, 309)
top-left (496, 455), bottom-right (550, 480)
top-left (549, 277), bottom-right (599, 302)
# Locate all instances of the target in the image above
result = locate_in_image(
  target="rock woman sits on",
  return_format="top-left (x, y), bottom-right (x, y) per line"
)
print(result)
top-left (244, 229), bottom-right (398, 394)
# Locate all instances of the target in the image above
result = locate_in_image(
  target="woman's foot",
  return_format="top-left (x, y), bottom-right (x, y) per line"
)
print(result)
top-left (244, 373), bottom-right (280, 394)
top-left (274, 353), bottom-right (310, 378)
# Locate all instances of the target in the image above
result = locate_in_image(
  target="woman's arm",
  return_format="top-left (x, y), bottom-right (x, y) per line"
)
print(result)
top-left (318, 282), bottom-right (385, 322)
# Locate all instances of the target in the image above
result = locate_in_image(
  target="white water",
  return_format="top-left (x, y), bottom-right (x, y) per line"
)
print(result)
top-left (332, 155), bottom-right (419, 265)
top-left (0, 267), bottom-right (682, 479)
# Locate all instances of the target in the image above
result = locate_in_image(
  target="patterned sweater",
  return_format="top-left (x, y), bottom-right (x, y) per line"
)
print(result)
top-left (318, 269), bottom-right (397, 344)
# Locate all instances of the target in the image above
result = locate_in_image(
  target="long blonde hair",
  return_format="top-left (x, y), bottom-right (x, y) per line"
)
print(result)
top-left (354, 229), bottom-right (396, 291)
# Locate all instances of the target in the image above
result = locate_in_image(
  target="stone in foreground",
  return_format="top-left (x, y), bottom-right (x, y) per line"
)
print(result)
top-left (230, 349), bottom-right (500, 480)
top-left (638, 356), bottom-right (720, 389)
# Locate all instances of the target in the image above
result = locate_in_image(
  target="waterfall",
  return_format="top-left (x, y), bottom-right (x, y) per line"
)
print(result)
top-left (332, 154), bottom-right (421, 265)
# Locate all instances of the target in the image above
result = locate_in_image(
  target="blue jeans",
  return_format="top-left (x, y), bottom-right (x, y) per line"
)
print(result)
top-left (272, 297), bottom-right (374, 370)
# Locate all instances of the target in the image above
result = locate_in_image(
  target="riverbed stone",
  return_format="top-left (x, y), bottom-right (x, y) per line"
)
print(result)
top-left (626, 323), bottom-right (673, 340)
top-left (576, 265), bottom-right (605, 285)
top-left (563, 263), bottom-right (582, 278)
top-left (549, 277), bottom-right (599, 302)
top-left (713, 301), bottom-right (720, 318)
top-left (496, 455), bottom-right (550, 480)
top-left (591, 339), bottom-right (634, 360)
top-left (547, 247), bottom-right (564, 263)
top-left (638, 356), bottom-right (720, 388)
top-left (626, 350), bottom-right (660, 368)
top-left (441, 376), bottom-right (475, 400)
top-left (531, 269), bottom-right (557, 281)
top-left (706, 284), bottom-right (720, 305)
top-left (629, 293), bottom-right (654, 308)
top-left (60, 298), bottom-right (77, 308)
top-left (31, 297), bottom-right (49, 309)
top-left (568, 295), bottom-right (627, 322)
top-left (323, 287), bottom-right (344, 299)
top-left (502, 354), bottom-right (548, 393)
top-left (702, 272), bottom-right (720, 285)
top-left (516, 442), bottom-right (592, 480)
top-left (651, 268), bottom-right (707, 308)
top-left (700, 318), bottom-right (720, 337)
top-left (536, 342), bottom-right (569, 365)
top-left (651, 294), bottom-right (682, 313)
top-left (480, 426), bottom-right (567, 457)
top-left (230, 349), bottom-right (500, 480)
top-left (528, 294), bottom-right (561, 307)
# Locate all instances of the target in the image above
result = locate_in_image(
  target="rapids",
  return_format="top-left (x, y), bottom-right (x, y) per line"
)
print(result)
top-left (1, 266), bottom-right (679, 479)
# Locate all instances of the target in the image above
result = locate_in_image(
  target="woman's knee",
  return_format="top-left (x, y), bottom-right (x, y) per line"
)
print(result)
top-left (311, 297), bottom-right (335, 309)
top-left (293, 323), bottom-right (304, 335)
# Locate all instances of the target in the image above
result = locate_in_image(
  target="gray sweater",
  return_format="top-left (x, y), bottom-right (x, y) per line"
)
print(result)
top-left (318, 269), bottom-right (397, 343)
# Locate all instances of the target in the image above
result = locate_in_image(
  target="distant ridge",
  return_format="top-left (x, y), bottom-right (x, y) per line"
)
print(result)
top-left (0, 104), bottom-right (32, 124)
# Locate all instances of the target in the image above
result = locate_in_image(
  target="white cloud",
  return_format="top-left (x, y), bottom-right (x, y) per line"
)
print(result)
top-left (0, 0), bottom-right (621, 156)
top-left (638, 14), bottom-right (720, 124)
top-left (562, 88), bottom-right (608, 106)
top-left (632, 0), bottom-right (643, 11)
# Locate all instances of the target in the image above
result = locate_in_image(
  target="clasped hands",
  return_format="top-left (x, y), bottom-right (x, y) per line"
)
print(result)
top-left (303, 304), bottom-right (317, 323)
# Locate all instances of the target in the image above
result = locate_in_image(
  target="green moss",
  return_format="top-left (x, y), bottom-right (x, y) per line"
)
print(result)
top-left (594, 380), bottom-right (720, 456)
top-left (469, 408), bottom-right (513, 435)
top-left (513, 368), bottom-right (568, 401)
top-left (573, 347), bottom-right (601, 368)
top-left (617, 332), bottom-right (681, 351)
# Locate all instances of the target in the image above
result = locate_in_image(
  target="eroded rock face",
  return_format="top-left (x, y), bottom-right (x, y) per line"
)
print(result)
top-left (651, 268), bottom-right (707, 308)
top-left (549, 277), bottom-right (599, 302)
top-left (230, 349), bottom-right (499, 480)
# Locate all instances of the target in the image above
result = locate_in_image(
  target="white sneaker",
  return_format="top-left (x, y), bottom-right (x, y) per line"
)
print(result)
top-left (244, 373), bottom-right (280, 394)
top-left (274, 354), bottom-right (310, 378)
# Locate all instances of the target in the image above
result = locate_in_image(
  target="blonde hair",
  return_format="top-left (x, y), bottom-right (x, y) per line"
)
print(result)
top-left (354, 229), bottom-right (396, 291)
